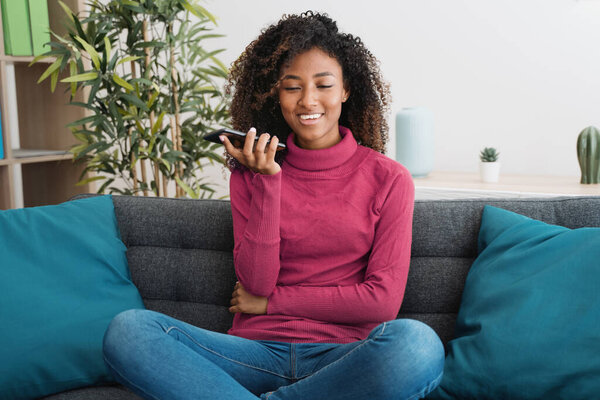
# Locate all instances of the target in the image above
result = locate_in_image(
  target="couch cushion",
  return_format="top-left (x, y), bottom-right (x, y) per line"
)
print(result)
top-left (429, 205), bottom-right (600, 399)
top-left (41, 384), bottom-right (142, 399)
top-left (0, 195), bottom-right (145, 399)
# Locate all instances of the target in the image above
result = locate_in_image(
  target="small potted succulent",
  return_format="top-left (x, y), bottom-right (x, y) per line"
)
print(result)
top-left (479, 147), bottom-right (501, 183)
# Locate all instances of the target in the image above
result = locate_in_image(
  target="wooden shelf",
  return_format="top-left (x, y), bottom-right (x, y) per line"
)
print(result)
top-left (11, 149), bottom-right (74, 164)
top-left (0, 55), bottom-right (54, 63)
top-left (0, 0), bottom-right (91, 210)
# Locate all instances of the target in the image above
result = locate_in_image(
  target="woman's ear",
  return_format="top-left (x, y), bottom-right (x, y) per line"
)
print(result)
top-left (342, 87), bottom-right (350, 103)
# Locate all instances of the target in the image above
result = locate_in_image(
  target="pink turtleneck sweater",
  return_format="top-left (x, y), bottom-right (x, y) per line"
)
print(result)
top-left (226, 126), bottom-right (415, 343)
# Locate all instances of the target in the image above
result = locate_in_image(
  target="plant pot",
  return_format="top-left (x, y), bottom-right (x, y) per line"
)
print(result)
top-left (479, 161), bottom-right (501, 183)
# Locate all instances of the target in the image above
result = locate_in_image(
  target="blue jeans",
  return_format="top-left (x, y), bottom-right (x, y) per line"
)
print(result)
top-left (103, 309), bottom-right (444, 400)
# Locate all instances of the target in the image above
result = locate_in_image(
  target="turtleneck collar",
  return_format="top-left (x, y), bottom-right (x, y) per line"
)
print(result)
top-left (284, 125), bottom-right (358, 172)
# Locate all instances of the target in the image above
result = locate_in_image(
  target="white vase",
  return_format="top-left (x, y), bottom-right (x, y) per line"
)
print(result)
top-left (395, 107), bottom-right (434, 177)
top-left (479, 162), bottom-right (501, 183)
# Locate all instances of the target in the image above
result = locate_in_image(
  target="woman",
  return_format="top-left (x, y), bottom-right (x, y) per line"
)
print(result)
top-left (103, 11), bottom-right (444, 400)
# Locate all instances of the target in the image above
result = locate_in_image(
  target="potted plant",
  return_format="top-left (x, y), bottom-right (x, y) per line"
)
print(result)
top-left (32, 0), bottom-right (231, 198)
top-left (479, 147), bottom-right (500, 183)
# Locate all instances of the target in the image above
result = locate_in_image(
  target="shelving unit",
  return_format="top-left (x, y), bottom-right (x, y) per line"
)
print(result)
top-left (0, 0), bottom-right (91, 209)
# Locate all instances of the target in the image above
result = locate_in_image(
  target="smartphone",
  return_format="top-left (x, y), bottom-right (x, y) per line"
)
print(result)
top-left (204, 128), bottom-right (286, 149)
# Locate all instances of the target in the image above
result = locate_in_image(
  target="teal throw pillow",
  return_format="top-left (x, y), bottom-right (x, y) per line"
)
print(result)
top-left (428, 205), bottom-right (600, 400)
top-left (0, 195), bottom-right (145, 399)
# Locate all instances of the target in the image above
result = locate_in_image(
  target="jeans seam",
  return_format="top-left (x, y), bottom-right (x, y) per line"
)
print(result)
top-left (406, 370), bottom-right (444, 400)
top-left (165, 326), bottom-right (293, 380)
top-left (291, 343), bottom-right (296, 380)
top-left (103, 355), bottom-right (162, 400)
top-left (295, 322), bottom-right (388, 380)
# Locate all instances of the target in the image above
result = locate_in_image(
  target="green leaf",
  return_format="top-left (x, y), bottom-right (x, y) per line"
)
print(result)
top-left (175, 175), bottom-right (198, 199)
top-left (104, 36), bottom-right (111, 61)
top-left (87, 79), bottom-right (101, 105)
top-left (97, 178), bottom-right (115, 194)
top-left (147, 90), bottom-right (159, 109)
top-left (147, 134), bottom-right (157, 154)
top-left (151, 111), bottom-right (166, 135)
top-left (69, 59), bottom-right (77, 96)
top-left (119, 93), bottom-right (149, 111)
top-left (57, 0), bottom-right (74, 23)
top-left (195, 34), bottom-right (225, 41)
top-left (28, 53), bottom-right (53, 67)
top-left (116, 55), bottom-right (142, 66)
top-left (159, 158), bottom-right (171, 171)
top-left (133, 41), bottom-right (166, 49)
top-left (67, 114), bottom-right (97, 127)
top-left (37, 56), bottom-right (63, 83)
top-left (73, 141), bottom-right (106, 160)
top-left (60, 71), bottom-right (99, 83)
top-left (50, 70), bottom-right (58, 93)
top-left (181, 0), bottom-right (216, 24)
top-left (70, 143), bottom-right (88, 155)
top-left (210, 55), bottom-right (228, 74)
top-left (135, 120), bottom-right (145, 135)
top-left (74, 36), bottom-right (101, 70)
top-left (75, 175), bottom-right (106, 186)
top-left (113, 74), bottom-right (134, 91)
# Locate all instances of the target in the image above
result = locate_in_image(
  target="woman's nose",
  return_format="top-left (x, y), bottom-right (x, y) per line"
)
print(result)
top-left (299, 87), bottom-right (317, 107)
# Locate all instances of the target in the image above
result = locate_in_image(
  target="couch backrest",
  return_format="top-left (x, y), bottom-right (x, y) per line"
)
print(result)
top-left (404, 196), bottom-right (600, 347)
top-left (103, 195), bottom-right (600, 349)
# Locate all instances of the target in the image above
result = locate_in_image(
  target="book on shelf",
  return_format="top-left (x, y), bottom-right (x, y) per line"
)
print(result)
top-left (27, 0), bottom-right (50, 55)
top-left (1, 0), bottom-right (50, 56)
top-left (1, 0), bottom-right (33, 56)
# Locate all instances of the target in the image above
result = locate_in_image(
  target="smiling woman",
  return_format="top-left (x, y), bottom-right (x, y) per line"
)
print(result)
top-left (102, 10), bottom-right (445, 400)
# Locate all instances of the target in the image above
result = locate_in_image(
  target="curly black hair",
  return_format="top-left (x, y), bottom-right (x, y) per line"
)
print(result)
top-left (224, 10), bottom-right (391, 171)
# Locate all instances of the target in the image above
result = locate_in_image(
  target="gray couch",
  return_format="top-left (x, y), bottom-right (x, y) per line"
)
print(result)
top-left (42, 194), bottom-right (600, 399)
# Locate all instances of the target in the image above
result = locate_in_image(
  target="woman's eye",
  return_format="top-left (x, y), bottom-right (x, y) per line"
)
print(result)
top-left (318, 85), bottom-right (333, 89)
top-left (283, 87), bottom-right (300, 91)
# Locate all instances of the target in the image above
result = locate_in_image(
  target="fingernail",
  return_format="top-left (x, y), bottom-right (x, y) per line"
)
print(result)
top-left (219, 135), bottom-right (225, 142)
top-left (249, 127), bottom-right (256, 133)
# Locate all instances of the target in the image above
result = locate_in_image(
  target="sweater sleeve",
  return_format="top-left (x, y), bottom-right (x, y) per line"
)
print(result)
top-left (229, 167), bottom-right (282, 297)
top-left (266, 172), bottom-right (415, 324)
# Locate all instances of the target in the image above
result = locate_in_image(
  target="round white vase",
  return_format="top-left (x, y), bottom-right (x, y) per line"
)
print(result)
top-left (479, 162), bottom-right (501, 183)
top-left (395, 107), bottom-right (434, 178)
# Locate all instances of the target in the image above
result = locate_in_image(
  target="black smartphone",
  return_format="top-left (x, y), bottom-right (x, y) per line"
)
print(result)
top-left (204, 128), bottom-right (286, 149)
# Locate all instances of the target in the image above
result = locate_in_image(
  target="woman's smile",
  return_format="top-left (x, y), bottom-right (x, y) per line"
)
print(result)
top-left (298, 112), bottom-right (324, 125)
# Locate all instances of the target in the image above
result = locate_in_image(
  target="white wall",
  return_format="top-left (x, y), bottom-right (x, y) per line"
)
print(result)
top-left (92, 0), bottom-right (600, 198)
top-left (199, 0), bottom-right (600, 197)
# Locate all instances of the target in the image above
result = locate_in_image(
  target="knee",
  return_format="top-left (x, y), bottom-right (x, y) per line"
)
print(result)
top-left (103, 308), bottom-right (155, 361)
top-left (378, 319), bottom-right (445, 377)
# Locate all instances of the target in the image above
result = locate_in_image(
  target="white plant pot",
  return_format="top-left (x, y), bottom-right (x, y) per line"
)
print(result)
top-left (479, 161), bottom-right (501, 183)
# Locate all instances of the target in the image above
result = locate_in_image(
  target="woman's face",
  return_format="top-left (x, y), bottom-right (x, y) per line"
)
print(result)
top-left (278, 48), bottom-right (349, 150)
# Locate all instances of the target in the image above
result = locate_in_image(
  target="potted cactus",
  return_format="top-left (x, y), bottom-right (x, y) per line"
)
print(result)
top-left (577, 126), bottom-right (600, 184)
top-left (479, 147), bottom-right (500, 183)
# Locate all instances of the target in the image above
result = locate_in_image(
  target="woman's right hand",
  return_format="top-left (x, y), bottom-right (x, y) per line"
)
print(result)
top-left (221, 127), bottom-right (281, 175)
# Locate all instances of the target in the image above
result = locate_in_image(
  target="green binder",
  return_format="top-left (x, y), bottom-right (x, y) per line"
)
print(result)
top-left (1, 0), bottom-right (33, 56)
top-left (28, 0), bottom-right (50, 55)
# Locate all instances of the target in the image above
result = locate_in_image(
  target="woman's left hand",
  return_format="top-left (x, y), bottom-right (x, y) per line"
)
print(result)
top-left (229, 281), bottom-right (268, 315)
